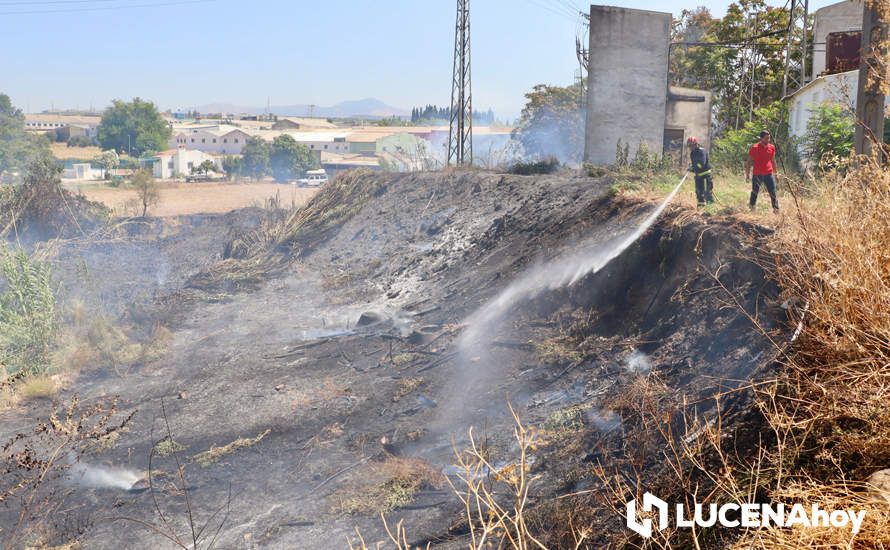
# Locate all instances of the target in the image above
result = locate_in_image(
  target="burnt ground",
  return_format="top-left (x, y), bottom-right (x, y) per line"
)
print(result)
top-left (0, 170), bottom-right (782, 549)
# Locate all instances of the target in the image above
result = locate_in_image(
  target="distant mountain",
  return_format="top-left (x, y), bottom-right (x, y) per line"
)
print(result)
top-left (191, 98), bottom-right (409, 119)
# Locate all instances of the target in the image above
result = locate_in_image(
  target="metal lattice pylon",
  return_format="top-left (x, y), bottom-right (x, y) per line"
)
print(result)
top-left (448, 0), bottom-right (472, 166)
top-left (782, 0), bottom-right (809, 96)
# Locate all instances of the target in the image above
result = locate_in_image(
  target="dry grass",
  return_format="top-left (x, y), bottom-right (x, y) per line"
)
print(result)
top-left (349, 405), bottom-right (590, 550)
top-left (335, 456), bottom-right (445, 516)
top-left (17, 376), bottom-right (57, 400)
top-left (50, 143), bottom-right (101, 160)
top-left (739, 154), bottom-right (890, 547)
top-left (70, 182), bottom-right (317, 217)
top-left (391, 377), bottom-right (423, 401)
top-left (191, 429), bottom-right (270, 467)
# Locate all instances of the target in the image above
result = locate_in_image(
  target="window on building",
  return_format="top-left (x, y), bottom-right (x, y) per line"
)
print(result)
top-left (324, 145), bottom-right (328, 149)
top-left (310, 145), bottom-right (314, 149)
top-left (202, 139), bottom-right (206, 143)
top-left (234, 138), bottom-right (239, 143)
top-left (213, 138), bottom-right (217, 143)
top-left (191, 138), bottom-right (195, 143)
top-left (223, 139), bottom-right (228, 143)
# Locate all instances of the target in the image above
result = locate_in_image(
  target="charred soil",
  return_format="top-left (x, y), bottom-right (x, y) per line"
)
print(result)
top-left (0, 169), bottom-right (783, 549)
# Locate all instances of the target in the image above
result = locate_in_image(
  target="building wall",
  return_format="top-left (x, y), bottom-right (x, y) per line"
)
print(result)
top-left (812, 0), bottom-right (863, 77)
top-left (788, 71), bottom-right (859, 142)
top-left (664, 86), bottom-right (713, 165)
top-left (171, 129), bottom-right (251, 154)
top-left (152, 149), bottom-right (219, 179)
top-left (585, 5), bottom-right (671, 165)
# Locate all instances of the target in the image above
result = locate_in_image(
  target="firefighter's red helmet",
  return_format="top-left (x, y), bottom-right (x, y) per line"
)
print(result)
top-left (686, 136), bottom-right (699, 146)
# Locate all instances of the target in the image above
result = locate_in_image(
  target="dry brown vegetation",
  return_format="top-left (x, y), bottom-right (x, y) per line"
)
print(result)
top-left (741, 154), bottom-right (890, 547)
top-left (0, 397), bottom-right (133, 549)
top-left (71, 182), bottom-right (317, 217)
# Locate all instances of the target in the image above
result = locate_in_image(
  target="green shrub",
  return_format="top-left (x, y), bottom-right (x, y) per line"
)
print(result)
top-left (712, 101), bottom-right (799, 173)
top-left (508, 156), bottom-right (560, 175)
top-left (0, 246), bottom-right (57, 376)
top-left (802, 102), bottom-right (854, 170)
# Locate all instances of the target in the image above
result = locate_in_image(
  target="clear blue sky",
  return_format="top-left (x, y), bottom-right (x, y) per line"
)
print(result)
top-left (0, 0), bottom-right (838, 119)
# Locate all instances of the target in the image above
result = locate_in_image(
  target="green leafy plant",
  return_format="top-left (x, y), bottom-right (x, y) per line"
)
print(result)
top-left (712, 100), bottom-right (799, 172)
top-left (0, 246), bottom-right (57, 377)
top-left (802, 102), bottom-right (855, 170)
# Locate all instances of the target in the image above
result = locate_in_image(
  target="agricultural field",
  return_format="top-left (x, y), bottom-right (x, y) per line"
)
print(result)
top-left (68, 181), bottom-right (318, 216)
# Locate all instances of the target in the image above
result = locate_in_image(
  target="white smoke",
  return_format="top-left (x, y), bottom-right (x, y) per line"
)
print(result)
top-left (624, 349), bottom-right (652, 373)
top-left (69, 462), bottom-right (141, 490)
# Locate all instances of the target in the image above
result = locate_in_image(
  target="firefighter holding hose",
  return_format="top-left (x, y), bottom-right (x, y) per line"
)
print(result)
top-left (686, 136), bottom-right (714, 206)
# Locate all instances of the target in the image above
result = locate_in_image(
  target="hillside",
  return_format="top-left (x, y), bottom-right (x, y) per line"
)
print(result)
top-left (0, 168), bottom-right (796, 549)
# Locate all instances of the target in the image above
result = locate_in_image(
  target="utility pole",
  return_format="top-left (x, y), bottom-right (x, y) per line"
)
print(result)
top-left (575, 35), bottom-right (589, 108)
top-left (854, 2), bottom-right (888, 156)
top-left (782, 0), bottom-right (809, 97)
top-left (448, 0), bottom-right (472, 166)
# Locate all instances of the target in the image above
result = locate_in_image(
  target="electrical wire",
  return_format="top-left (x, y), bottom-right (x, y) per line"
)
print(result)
top-left (0, 0), bottom-right (218, 15)
top-left (521, 0), bottom-right (578, 22)
top-left (0, 0), bottom-right (123, 5)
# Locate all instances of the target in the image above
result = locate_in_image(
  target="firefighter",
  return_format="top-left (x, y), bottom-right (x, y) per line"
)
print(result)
top-left (687, 136), bottom-right (714, 206)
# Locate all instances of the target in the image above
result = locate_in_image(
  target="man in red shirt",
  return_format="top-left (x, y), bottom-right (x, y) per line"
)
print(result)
top-left (745, 130), bottom-right (779, 211)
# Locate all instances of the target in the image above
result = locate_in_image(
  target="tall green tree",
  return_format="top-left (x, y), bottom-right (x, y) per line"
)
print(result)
top-left (0, 93), bottom-right (52, 179)
top-left (671, 1), bottom-right (795, 131)
top-left (241, 137), bottom-right (271, 180)
top-left (512, 83), bottom-right (584, 163)
top-left (97, 98), bottom-right (171, 156)
top-left (269, 135), bottom-right (316, 182)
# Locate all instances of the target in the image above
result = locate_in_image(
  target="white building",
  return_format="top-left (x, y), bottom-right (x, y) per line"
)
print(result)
top-left (788, 71), bottom-right (859, 141)
top-left (812, 0), bottom-right (864, 77)
top-left (24, 114), bottom-right (101, 136)
top-left (169, 125), bottom-right (252, 155)
top-left (144, 148), bottom-right (220, 179)
top-left (61, 163), bottom-right (103, 181)
top-left (785, 0), bottom-right (890, 153)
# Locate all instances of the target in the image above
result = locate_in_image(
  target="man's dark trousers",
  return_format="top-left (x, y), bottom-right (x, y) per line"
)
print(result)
top-left (694, 174), bottom-right (714, 204)
top-left (750, 174), bottom-right (779, 210)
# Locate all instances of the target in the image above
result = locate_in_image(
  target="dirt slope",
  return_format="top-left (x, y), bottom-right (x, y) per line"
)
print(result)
top-left (2, 169), bottom-right (781, 548)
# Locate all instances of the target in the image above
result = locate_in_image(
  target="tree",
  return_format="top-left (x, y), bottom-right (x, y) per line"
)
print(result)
top-left (97, 98), bottom-right (171, 156)
top-left (92, 150), bottom-right (119, 179)
top-left (221, 155), bottom-right (242, 180)
top-left (802, 103), bottom-right (855, 169)
top-left (195, 159), bottom-right (216, 175)
top-left (240, 137), bottom-right (270, 180)
top-left (0, 93), bottom-right (52, 179)
top-left (269, 135), bottom-right (316, 182)
top-left (712, 100), bottom-right (798, 171)
top-left (671, 1), bottom-right (796, 131)
top-left (512, 83), bottom-right (584, 164)
top-left (129, 170), bottom-right (160, 217)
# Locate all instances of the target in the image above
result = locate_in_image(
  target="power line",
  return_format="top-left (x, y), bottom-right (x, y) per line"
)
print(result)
top-left (0, 0), bottom-right (218, 15)
top-left (522, 0), bottom-right (577, 22)
top-left (0, 0), bottom-right (123, 5)
top-left (540, 0), bottom-right (577, 17)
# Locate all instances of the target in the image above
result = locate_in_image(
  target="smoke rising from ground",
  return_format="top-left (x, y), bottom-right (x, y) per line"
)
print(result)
top-left (69, 462), bottom-right (141, 491)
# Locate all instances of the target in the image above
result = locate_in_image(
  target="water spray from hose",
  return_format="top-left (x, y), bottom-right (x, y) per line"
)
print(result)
top-left (460, 172), bottom-right (689, 347)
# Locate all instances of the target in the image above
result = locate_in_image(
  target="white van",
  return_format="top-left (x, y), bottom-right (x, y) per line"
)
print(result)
top-left (295, 169), bottom-right (328, 187)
